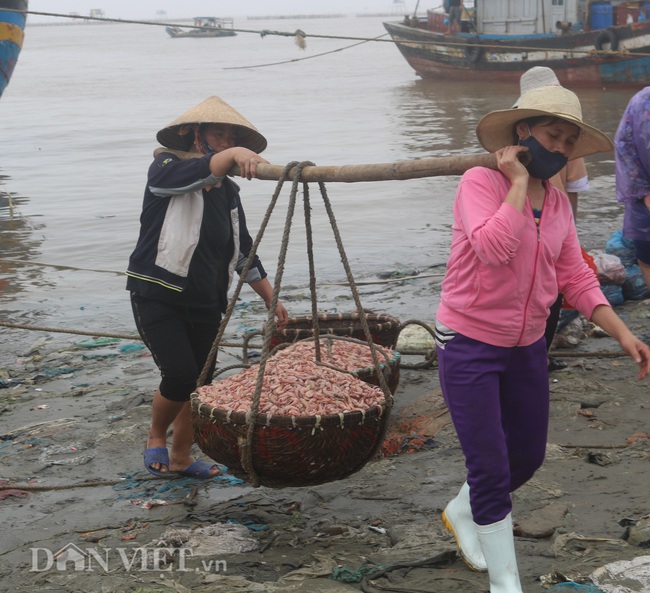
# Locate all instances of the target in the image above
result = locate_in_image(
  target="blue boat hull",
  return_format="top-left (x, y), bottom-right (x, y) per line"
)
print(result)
top-left (384, 17), bottom-right (650, 88)
top-left (0, 0), bottom-right (27, 97)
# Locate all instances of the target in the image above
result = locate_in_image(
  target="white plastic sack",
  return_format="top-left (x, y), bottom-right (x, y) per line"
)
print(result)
top-left (589, 250), bottom-right (626, 285)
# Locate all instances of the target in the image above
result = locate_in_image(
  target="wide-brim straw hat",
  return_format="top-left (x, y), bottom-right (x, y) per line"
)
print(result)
top-left (156, 96), bottom-right (267, 153)
top-left (476, 86), bottom-right (613, 160)
top-left (512, 66), bottom-right (560, 107)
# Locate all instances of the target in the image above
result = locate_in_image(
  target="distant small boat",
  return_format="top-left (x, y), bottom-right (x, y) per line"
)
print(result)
top-left (384, 0), bottom-right (650, 87)
top-left (166, 16), bottom-right (237, 39)
top-left (0, 0), bottom-right (27, 97)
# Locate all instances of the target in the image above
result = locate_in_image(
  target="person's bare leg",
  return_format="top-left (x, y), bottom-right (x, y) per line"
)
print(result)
top-left (147, 389), bottom-right (219, 476)
top-left (146, 388), bottom-right (184, 473)
top-left (169, 402), bottom-right (220, 475)
top-left (169, 401), bottom-right (199, 471)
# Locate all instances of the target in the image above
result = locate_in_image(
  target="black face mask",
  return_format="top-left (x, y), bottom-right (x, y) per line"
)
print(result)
top-left (519, 134), bottom-right (568, 180)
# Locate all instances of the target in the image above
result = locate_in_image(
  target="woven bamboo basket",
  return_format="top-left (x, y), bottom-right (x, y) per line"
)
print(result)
top-left (191, 346), bottom-right (398, 488)
top-left (343, 349), bottom-right (400, 394)
top-left (269, 312), bottom-right (400, 351)
top-left (192, 393), bottom-right (390, 488)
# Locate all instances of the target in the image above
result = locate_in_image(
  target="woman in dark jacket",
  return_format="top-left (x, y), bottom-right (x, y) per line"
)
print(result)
top-left (127, 96), bottom-right (287, 478)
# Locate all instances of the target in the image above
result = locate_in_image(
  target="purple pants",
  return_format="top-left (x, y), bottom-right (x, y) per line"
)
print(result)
top-left (437, 333), bottom-right (549, 525)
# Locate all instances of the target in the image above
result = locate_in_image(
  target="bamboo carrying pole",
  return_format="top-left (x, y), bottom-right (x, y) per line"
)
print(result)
top-left (155, 148), bottom-right (499, 182)
top-left (237, 153), bottom-right (498, 183)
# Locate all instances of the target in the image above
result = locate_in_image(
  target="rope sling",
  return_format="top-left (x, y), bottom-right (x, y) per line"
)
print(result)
top-left (193, 162), bottom-right (397, 487)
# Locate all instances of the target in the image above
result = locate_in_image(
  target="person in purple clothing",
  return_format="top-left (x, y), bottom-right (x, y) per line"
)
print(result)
top-left (127, 96), bottom-right (288, 479)
top-left (615, 86), bottom-right (650, 292)
top-left (435, 86), bottom-right (650, 593)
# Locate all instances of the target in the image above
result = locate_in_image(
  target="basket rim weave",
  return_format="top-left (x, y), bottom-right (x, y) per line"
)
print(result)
top-left (192, 336), bottom-right (399, 429)
top-left (272, 312), bottom-right (400, 337)
top-left (192, 398), bottom-right (387, 428)
top-left (282, 312), bottom-right (399, 323)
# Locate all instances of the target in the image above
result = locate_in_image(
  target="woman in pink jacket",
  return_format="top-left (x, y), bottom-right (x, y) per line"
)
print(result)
top-left (435, 86), bottom-right (650, 593)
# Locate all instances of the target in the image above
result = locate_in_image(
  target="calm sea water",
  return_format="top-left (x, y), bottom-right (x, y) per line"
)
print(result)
top-left (0, 15), bottom-right (641, 338)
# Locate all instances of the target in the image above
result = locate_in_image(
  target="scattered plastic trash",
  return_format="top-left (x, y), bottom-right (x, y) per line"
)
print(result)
top-left (590, 555), bottom-right (650, 593)
top-left (22, 337), bottom-right (49, 357)
top-left (39, 444), bottom-right (94, 466)
top-left (622, 514), bottom-right (650, 547)
top-left (601, 231), bottom-right (650, 302)
top-left (382, 435), bottom-right (438, 457)
top-left (0, 370), bottom-right (12, 389)
top-left (226, 518), bottom-right (269, 532)
top-left (40, 366), bottom-right (83, 378)
top-left (554, 317), bottom-right (587, 348)
top-left (331, 564), bottom-right (377, 583)
top-left (131, 499), bottom-right (169, 509)
top-left (114, 468), bottom-right (244, 506)
top-left (606, 231), bottom-right (637, 267)
top-left (557, 309), bottom-right (581, 332)
top-left (0, 488), bottom-right (30, 501)
top-left (81, 350), bottom-right (119, 360)
top-left (74, 337), bottom-right (121, 349)
top-left (548, 583), bottom-right (604, 592)
top-left (154, 523), bottom-right (259, 555)
top-left (589, 250), bottom-right (626, 285)
top-left (623, 265), bottom-right (650, 300)
top-left (118, 343), bottom-right (145, 353)
top-left (552, 533), bottom-right (627, 558)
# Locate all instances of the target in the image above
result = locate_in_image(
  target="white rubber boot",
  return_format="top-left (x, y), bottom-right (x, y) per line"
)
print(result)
top-left (442, 482), bottom-right (487, 572)
top-left (475, 513), bottom-right (524, 593)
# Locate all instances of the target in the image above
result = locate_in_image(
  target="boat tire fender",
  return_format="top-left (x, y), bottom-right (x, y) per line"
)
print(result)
top-left (464, 44), bottom-right (482, 64)
top-left (595, 28), bottom-right (619, 52)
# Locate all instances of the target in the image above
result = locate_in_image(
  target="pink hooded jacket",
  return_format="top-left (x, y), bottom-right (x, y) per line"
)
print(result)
top-left (436, 167), bottom-right (609, 347)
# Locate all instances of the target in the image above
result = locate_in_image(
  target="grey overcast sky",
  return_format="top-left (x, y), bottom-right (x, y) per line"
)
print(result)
top-left (29, 1), bottom-right (432, 20)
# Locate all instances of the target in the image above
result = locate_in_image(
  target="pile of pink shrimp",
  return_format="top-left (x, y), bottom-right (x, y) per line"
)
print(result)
top-left (274, 339), bottom-right (393, 371)
top-left (196, 340), bottom-right (392, 416)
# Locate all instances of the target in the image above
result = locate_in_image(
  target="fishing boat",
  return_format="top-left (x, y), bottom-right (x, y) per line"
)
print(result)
top-left (383, 0), bottom-right (650, 87)
top-left (0, 0), bottom-right (27, 97)
top-left (165, 16), bottom-right (237, 39)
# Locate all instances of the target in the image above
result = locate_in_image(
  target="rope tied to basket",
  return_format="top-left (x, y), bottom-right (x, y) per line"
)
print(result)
top-left (195, 160), bottom-right (395, 488)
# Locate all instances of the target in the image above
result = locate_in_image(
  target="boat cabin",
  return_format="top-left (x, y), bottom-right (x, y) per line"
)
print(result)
top-left (474, 0), bottom-right (577, 35)
top-left (192, 16), bottom-right (234, 30)
top-left (434, 0), bottom-right (650, 36)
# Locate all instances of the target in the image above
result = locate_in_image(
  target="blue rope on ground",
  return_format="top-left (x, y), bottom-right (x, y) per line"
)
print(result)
top-left (114, 469), bottom-right (244, 500)
top-left (549, 583), bottom-right (605, 592)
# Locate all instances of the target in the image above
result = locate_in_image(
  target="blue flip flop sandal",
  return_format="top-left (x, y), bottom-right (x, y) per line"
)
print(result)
top-left (176, 460), bottom-right (220, 479)
top-left (144, 447), bottom-right (170, 477)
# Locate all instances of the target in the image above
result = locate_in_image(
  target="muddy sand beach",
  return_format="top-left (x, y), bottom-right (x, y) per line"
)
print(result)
top-left (0, 282), bottom-right (649, 593)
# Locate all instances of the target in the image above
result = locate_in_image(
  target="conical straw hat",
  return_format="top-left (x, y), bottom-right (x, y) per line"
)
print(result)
top-left (476, 86), bottom-right (613, 160)
top-left (156, 96), bottom-right (267, 153)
